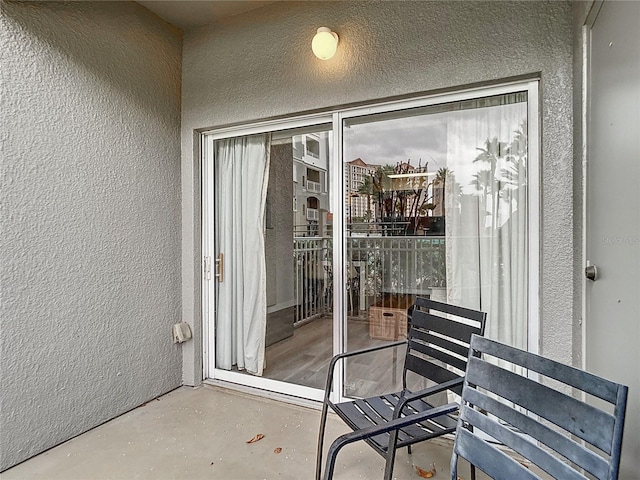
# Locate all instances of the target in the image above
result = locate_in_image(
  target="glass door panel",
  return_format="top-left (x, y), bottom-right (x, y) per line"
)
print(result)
top-left (212, 126), bottom-right (334, 393)
top-left (342, 92), bottom-right (530, 398)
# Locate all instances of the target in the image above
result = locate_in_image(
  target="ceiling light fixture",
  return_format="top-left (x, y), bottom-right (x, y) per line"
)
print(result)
top-left (312, 27), bottom-right (339, 60)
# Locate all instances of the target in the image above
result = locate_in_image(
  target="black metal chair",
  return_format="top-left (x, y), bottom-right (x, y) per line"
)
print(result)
top-left (315, 297), bottom-right (487, 480)
top-left (450, 334), bottom-right (629, 480)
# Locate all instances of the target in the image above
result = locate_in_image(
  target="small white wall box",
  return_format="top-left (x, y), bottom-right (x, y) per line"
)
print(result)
top-left (172, 322), bottom-right (192, 343)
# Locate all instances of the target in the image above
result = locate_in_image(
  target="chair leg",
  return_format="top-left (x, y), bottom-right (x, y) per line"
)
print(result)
top-left (450, 454), bottom-right (475, 480)
top-left (383, 430), bottom-right (400, 480)
top-left (323, 434), bottom-right (352, 480)
top-left (450, 453), bottom-right (476, 480)
top-left (450, 452), bottom-right (458, 480)
top-left (315, 401), bottom-right (330, 480)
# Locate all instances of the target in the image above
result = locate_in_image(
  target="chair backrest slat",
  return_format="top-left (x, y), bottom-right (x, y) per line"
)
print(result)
top-left (471, 335), bottom-right (622, 404)
top-left (402, 298), bottom-right (486, 395)
top-left (411, 311), bottom-right (481, 344)
top-left (461, 407), bottom-right (589, 480)
top-left (465, 356), bottom-right (616, 453)
top-left (414, 296), bottom-right (486, 322)
top-left (452, 335), bottom-right (628, 480)
top-left (454, 427), bottom-right (540, 480)
top-left (410, 328), bottom-right (470, 358)
top-left (405, 354), bottom-right (461, 389)
top-left (407, 339), bottom-right (468, 373)
top-left (462, 387), bottom-right (609, 478)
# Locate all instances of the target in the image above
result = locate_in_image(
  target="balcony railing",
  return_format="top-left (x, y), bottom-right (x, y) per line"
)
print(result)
top-left (294, 237), bottom-right (332, 324)
top-left (306, 180), bottom-right (321, 192)
top-left (306, 208), bottom-right (319, 221)
top-left (293, 235), bottom-right (446, 324)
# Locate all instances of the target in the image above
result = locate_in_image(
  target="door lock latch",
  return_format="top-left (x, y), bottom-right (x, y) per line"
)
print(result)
top-left (585, 264), bottom-right (598, 281)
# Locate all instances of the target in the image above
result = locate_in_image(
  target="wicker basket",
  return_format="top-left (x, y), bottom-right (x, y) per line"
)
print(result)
top-left (368, 294), bottom-right (413, 340)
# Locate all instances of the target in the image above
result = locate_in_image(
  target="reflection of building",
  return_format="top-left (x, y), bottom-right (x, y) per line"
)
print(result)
top-left (344, 158), bottom-right (377, 219)
top-left (431, 181), bottom-right (444, 217)
top-left (292, 133), bottom-right (330, 236)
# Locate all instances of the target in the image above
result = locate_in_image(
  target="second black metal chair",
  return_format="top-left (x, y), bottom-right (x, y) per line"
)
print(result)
top-left (450, 335), bottom-right (629, 480)
top-left (315, 297), bottom-right (486, 480)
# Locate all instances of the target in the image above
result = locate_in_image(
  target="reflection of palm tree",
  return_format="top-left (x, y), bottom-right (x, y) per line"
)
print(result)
top-left (372, 165), bottom-right (394, 221)
top-left (471, 169), bottom-right (493, 192)
top-left (435, 167), bottom-right (449, 184)
top-left (501, 123), bottom-right (527, 195)
top-left (471, 123), bottom-right (527, 227)
top-left (473, 137), bottom-right (508, 193)
top-left (473, 126), bottom-right (527, 196)
top-left (432, 167), bottom-right (450, 216)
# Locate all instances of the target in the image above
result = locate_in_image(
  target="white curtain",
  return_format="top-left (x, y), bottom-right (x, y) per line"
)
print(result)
top-left (445, 96), bottom-right (528, 352)
top-left (215, 134), bottom-right (270, 376)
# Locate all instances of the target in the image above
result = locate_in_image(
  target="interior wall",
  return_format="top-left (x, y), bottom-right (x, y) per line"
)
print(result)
top-left (265, 142), bottom-right (296, 346)
top-left (0, 1), bottom-right (182, 471)
top-left (182, 0), bottom-right (575, 383)
top-left (266, 143), bottom-right (295, 311)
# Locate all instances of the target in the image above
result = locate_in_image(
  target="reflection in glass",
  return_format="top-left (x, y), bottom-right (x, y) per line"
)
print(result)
top-left (265, 130), bottom-right (334, 390)
top-left (214, 128), bottom-right (335, 391)
top-left (342, 92), bottom-right (529, 398)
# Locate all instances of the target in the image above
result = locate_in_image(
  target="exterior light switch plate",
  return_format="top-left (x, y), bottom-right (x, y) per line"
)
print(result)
top-left (172, 322), bottom-right (192, 344)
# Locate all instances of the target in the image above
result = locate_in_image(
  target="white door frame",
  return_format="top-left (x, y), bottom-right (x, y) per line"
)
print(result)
top-left (202, 116), bottom-right (333, 402)
top-left (580, 0), bottom-right (601, 372)
top-left (201, 79), bottom-right (540, 403)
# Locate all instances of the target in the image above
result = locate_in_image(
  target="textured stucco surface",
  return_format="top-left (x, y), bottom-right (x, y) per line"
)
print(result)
top-left (1, 1), bottom-right (182, 471)
top-left (181, 1), bottom-right (575, 380)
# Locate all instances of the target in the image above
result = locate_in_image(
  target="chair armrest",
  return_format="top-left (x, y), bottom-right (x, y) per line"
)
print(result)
top-left (392, 377), bottom-right (463, 419)
top-left (331, 341), bottom-right (406, 363)
top-left (323, 341), bottom-right (406, 399)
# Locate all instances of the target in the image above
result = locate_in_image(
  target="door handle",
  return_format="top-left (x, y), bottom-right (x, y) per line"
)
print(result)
top-left (216, 253), bottom-right (224, 282)
top-left (585, 264), bottom-right (598, 281)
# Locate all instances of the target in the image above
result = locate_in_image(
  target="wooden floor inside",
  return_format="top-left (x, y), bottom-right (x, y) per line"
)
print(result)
top-left (263, 315), bottom-right (407, 397)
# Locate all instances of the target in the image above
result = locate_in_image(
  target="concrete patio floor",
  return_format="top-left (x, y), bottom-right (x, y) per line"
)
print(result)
top-left (1, 385), bottom-right (477, 480)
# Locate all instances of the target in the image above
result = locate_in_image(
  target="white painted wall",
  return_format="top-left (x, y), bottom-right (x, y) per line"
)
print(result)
top-left (1, 1), bottom-right (182, 471)
top-left (181, 1), bottom-right (574, 383)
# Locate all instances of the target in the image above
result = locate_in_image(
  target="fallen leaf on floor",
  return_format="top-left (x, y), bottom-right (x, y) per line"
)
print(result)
top-left (274, 447), bottom-right (282, 454)
top-left (415, 463), bottom-right (436, 478)
top-left (246, 433), bottom-right (265, 444)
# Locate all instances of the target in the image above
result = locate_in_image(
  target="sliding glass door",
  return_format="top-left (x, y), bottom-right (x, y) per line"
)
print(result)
top-left (341, 89), bottom-right (536, 398)
top-left (202, 80), bottom-right (539, 403)
top-left (203, 123), bottom-right (335, 400)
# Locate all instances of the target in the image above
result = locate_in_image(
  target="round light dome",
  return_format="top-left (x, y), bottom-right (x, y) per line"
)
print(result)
top-left (312, 27), bottom-right (339, 60)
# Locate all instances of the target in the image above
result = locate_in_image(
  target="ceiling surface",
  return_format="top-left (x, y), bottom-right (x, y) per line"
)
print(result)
top-left (136, 1), bottom-right (275, 30)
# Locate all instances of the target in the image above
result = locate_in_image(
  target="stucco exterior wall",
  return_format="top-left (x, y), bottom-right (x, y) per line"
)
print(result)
top-left (181, 0), bottom-right (575, 383)
top-left (1, 1), bottom-right (182, 471)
